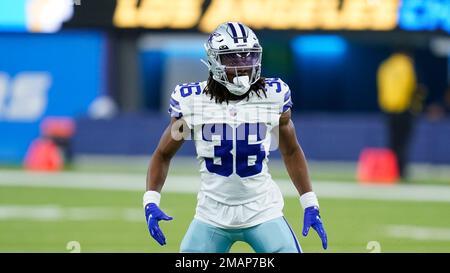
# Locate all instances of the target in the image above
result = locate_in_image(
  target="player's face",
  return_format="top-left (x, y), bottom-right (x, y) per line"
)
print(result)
top-left (219, 51), bottom-right (261, 81)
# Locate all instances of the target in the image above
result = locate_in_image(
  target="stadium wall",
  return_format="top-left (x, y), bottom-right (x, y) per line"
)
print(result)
top-left (73, 113), bottom-right (450, 164)
top-left (0, 31), bottom-right (108, 164)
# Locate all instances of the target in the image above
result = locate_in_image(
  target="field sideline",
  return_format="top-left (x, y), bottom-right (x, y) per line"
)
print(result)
top-left (0, 168), bottom-right (450, 253)
top-left (1, 170), bottom-right (450, 203)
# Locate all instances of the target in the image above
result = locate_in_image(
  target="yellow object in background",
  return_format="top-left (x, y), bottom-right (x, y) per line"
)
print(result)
top-left (377, 53), bottom-right (417, 113)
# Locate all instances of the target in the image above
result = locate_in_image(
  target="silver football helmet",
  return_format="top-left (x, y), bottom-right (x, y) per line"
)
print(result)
top-left (202, 22), bottom-right (262, 96)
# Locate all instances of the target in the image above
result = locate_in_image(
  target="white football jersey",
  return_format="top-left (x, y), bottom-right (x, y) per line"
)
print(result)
top-left (168, 78), bottom-right (293, 228)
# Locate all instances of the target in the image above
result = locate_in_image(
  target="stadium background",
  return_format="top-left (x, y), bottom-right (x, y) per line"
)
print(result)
top-left (0, 0), bottom-right (449, 253)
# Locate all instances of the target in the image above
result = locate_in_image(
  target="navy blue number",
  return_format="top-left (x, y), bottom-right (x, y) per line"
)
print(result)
top-left (202, 124), bottom-right (233, 177)
top-left (180, 83), bottom-right (202, 97)
top-left (266, 80), bottom-right (282, 93)
top-left (236, 123), bottom-right (267, 177)
top-left (202, 123), bottom-right (267, 178)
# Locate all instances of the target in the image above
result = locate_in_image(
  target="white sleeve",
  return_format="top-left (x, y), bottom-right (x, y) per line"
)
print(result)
top-left (281, 86), bottom-right (293, 113)
top-left (168, 87), bottom-right (183, 119)
top-left (270, 78), bottom-right (293, 114)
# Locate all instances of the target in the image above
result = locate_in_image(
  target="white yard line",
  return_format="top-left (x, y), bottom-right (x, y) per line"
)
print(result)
top-left (302, 182), bottom-right (450, 203)
top-left (0, 205), bottom-right (143, 222)
top-left (1, 170), bottom-right (450, 203)
top-left (386, 225), bottom-right (450, 241)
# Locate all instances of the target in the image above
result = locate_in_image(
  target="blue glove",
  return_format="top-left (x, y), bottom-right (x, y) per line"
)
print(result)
top-left (145, 203), bottom-right (173, 246)
top-left (302, 206), bottom-right (328, 250)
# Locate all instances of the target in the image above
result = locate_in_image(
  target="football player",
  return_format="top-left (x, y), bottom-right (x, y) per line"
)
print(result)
top-left (143, 22), bottom-right (327, 253)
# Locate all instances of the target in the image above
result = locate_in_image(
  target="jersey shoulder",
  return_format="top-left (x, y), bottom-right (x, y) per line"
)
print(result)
top-left (168, 81), bottom-right (207, 118)
top-left (263, 77), bottom-right (293, 113)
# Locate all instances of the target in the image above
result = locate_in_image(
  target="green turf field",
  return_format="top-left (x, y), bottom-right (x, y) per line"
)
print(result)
top-left (1, 183), bottom-right (450, 253)
top-left (0, 157), bottom-right (449, 253)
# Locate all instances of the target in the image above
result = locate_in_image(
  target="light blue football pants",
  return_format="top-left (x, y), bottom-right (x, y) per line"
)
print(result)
top-left (180, 216), bottom-right (302, 253)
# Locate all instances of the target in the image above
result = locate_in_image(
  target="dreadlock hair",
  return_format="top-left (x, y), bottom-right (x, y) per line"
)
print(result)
top-left (204, 74), bottom-right (267, 104)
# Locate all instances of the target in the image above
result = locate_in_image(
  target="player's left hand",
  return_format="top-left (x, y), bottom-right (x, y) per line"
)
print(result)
top-left (145, 203), bottom-right (173, 246)
top-left (302, 206), bottom-right (328, 250)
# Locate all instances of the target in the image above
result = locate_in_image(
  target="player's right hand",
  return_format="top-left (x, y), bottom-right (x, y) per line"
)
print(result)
top-left (145, 203), bottom-right (173, 246)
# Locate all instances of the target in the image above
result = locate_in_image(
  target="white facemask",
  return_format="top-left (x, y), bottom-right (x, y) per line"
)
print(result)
top-left (225, 75), bottom-right (251, 96)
